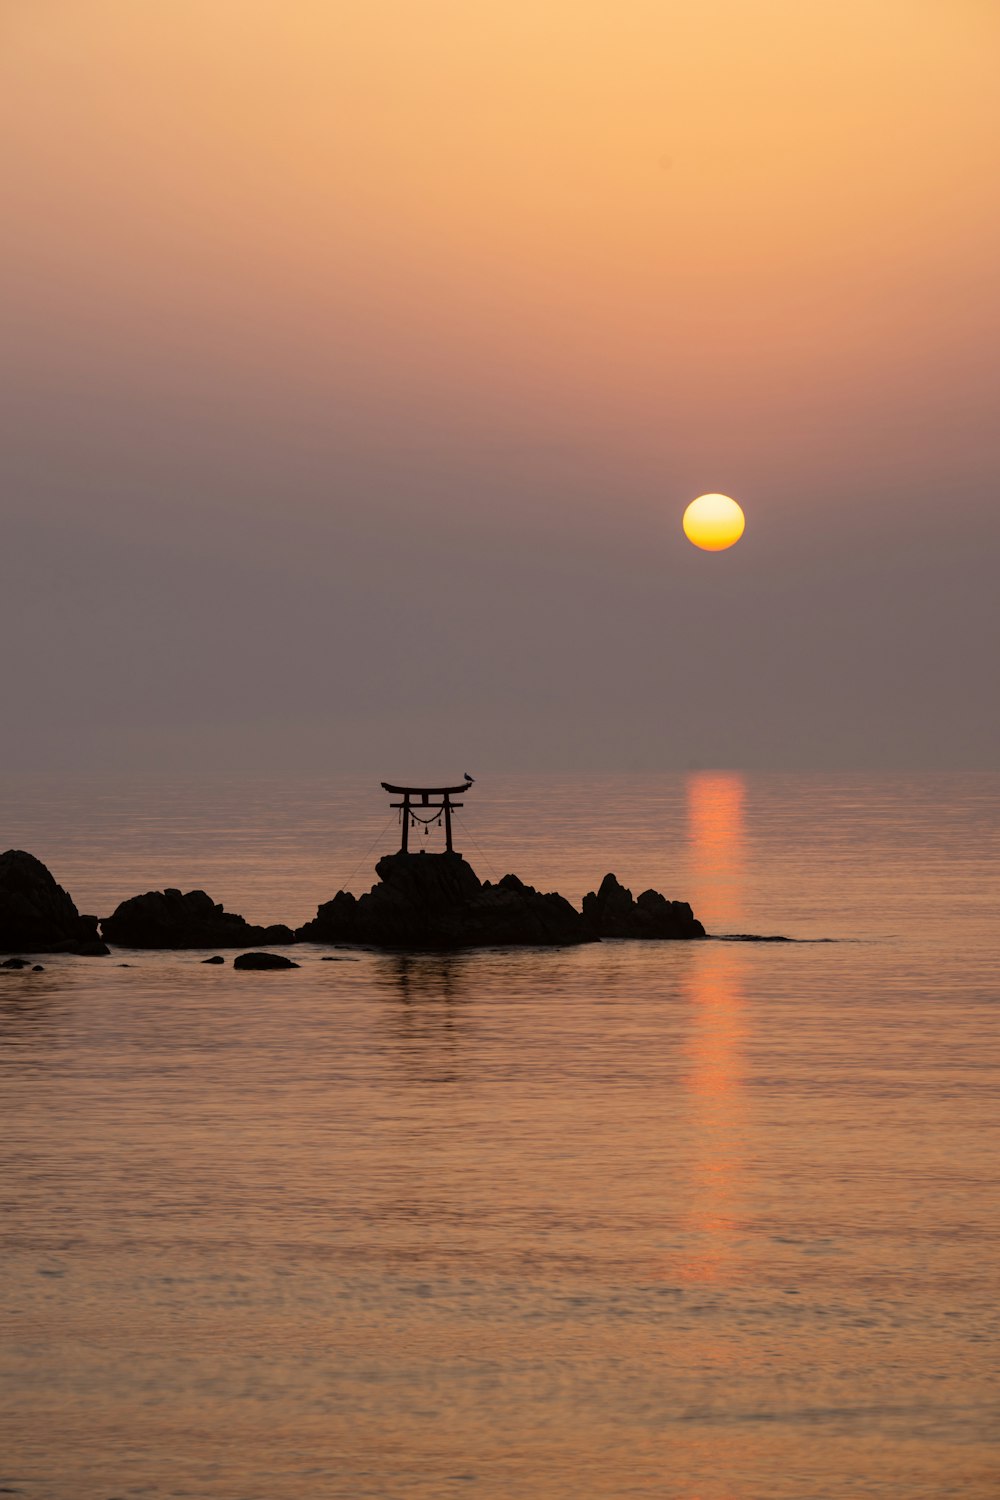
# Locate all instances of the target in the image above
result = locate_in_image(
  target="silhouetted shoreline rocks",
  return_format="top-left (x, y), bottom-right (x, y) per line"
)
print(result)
top-left (0, 849), bottom-right (108, 956)
top-left (295, 851), bottom-right (705, 950)
top-left (101, 888), bottom-right (294, 950)
top-left (2, 848), bottom-right (708, 956)
top-left (296, 851), bottom-right (588, 949)
top-left (581, 873), bottom-right (705, 940)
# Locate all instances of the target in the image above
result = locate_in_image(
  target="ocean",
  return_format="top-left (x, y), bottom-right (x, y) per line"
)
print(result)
top-left (1, 771), bottom-right (997, 1498)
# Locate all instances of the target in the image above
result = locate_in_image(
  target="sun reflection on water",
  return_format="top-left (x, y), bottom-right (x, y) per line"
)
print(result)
top-left (678, 772), bottom-right (748, 1285)
top-left (686, 771), bottom-right (746, 929)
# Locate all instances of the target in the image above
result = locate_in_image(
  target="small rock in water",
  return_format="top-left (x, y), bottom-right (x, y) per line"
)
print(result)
top-left (233, 951), bottom-right (300, 970)
top-left (718, 932), bottom-right (794, 943)
top-left (1, 957), bottom-right (30, 969)
top-left (201, 955), bottom-right (226, 965)
top-left (32, 964), bottom-right (44, 972)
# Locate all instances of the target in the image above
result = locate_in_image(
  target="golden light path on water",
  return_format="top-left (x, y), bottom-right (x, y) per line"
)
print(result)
top-left (680, 774), bottom-right (747, 1288)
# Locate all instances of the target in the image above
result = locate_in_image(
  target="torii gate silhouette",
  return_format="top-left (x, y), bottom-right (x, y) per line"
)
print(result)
top-left (380, 781), bottom-right (469, 854)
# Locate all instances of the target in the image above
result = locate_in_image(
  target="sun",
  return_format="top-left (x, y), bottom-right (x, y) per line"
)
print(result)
top-left (683, 494), bottom-right (745, 552)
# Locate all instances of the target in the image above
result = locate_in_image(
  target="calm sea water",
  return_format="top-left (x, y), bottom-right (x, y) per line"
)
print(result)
top-left (1, 772), bottom-right (998, 1499)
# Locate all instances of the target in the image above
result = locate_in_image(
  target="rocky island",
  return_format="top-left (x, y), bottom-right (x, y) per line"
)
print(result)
top-left (296, 851), bottom-right (704, 949)
top-left (0, 848), bottom-right (705, 955)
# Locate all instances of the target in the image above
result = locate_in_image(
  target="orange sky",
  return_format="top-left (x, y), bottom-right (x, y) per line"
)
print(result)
top-left (5, 1), bottom-right (998, 491)
top-left (2, 2), bottom-right (998, 769)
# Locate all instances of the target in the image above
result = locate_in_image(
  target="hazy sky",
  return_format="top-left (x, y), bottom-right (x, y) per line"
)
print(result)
top-left (2, 0), bottom-right (998, 773)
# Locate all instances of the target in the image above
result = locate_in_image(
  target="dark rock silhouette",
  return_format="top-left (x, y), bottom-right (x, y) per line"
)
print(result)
top-left (298, 851), bottom-right (592, 949)
top-left (101, 888), bottom-right (294, 950)
top-left (465, 872), bottom-right (589, 947)
top-left (300, 857), bottom-right (707, 950)
top-left (2, 957), bottom-right (31, 969)
top-left (0, 850), bottom-right (110, 956)
top-left (717, 933), bottom-right (794, 943)
top-left (233, 951), bottom-right (299, 970)
top-left (2, 850), bottom-right (706, 955)
top-left (582, 873), bottom-right (706, 940)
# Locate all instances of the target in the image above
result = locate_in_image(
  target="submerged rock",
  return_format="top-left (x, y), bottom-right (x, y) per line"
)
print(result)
top-left (716, 932), bottom-right (795, 943)
top-left (101, 888), bottom-right (294, 950)
top-left (297, 851), bottom-right (593, 950)
top-left (582, 873), bottom-right (705, 940)
top-left (233, 951), bottom-right (299, 970)
top-left (0, 850), bottom-right (110, 956)
top-left (201, 954), bottom-right (226, 965)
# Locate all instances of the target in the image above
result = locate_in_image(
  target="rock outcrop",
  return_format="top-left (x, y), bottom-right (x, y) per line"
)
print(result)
top-left (582, 873), bottom-right (706, 940)
top-left (296, 851), bottom-right (592, 950)
top-left (101, 888), bottom-right (294, 950)
top-left (233, 951), bottom-right (299, 970)
top-left (0, 849), bottom-right (109, 956)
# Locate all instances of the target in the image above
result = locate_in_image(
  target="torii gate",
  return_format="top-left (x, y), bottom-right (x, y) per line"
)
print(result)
top-left (381, 781), bottom-right (469, 854)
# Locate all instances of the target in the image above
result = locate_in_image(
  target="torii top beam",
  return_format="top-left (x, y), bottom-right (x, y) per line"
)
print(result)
top-left (381, 783), bottom-right (469, 797)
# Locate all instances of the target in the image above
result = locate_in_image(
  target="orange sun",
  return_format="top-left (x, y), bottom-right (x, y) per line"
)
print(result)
top-left (683, 494), bottom-right (746, 551)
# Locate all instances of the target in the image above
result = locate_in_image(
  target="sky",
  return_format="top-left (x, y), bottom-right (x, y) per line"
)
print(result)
top-left (2, 0), bottom-right (998, 774)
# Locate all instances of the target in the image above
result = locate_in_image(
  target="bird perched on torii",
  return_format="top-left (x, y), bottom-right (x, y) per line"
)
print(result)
top-left (464, 772), bottom-right (475, 784)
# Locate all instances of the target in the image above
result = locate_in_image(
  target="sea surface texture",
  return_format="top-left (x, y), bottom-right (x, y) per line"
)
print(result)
top-left (1, 771), bottom-right (998, 1499)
